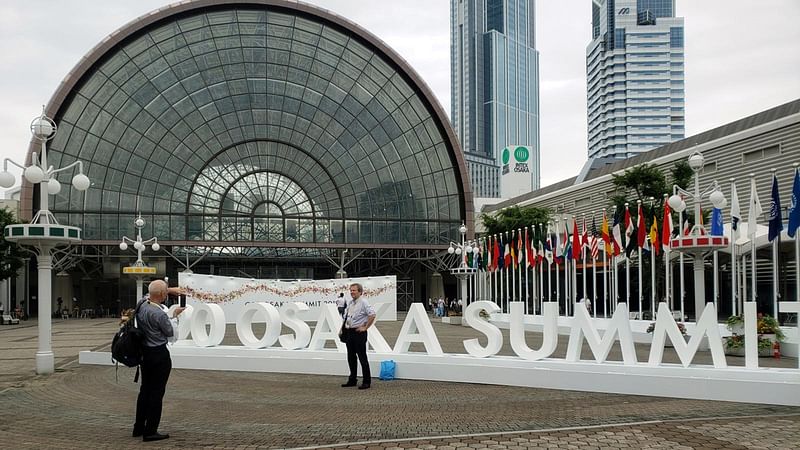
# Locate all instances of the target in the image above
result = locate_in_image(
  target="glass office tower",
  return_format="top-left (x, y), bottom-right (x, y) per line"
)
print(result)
top-left (451, 0), bottom-right (541, 198)
top-left (586, 0), bottom-right (685, 160)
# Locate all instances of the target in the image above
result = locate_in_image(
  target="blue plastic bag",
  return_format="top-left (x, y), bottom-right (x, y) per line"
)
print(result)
top-left (379, 359), bottom-right (396, 381)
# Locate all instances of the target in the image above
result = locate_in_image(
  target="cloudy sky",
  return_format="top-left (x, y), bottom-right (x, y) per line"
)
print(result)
top-left (0, 0), bottom-right (798, 193)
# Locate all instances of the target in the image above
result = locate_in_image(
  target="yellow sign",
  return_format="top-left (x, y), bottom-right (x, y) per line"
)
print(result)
top-left (123, 266), bottom-right (157, 275)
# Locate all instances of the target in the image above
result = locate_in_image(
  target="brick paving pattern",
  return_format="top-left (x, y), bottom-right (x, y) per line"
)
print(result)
top-left (1, 316), bottom-right (798, 449)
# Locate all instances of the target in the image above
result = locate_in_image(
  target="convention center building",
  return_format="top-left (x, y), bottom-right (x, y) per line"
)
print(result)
top-left (12, 0), bottom-right (474, 314)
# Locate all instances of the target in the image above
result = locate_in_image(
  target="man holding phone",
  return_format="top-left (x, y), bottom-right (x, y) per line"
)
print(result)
top-left (132, 279), bottom-right (185, 442)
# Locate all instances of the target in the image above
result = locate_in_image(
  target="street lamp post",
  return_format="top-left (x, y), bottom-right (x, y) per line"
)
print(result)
top-left (120, 211), bottom-right (160, 300)
top-left (667, 151), bottom-right (728, 320)
top-left (448, 224), bottom-right (477, 307)
top-left (0, 108), bottom-right (90, 375)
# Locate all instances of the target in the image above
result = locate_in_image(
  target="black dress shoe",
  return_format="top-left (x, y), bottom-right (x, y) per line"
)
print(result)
top-left (142, 432), bottom-right (170, 442)
top-left (132, 429), bottom-right (143, 437)
top-left (341, 381), bottom-right (357, 387)
top-left (358, 383), bottom-right (371, 390)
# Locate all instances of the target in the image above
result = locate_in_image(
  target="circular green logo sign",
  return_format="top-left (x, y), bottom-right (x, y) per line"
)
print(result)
top-left (502, 147), bottom-right (510, 165)
top-left (514, 146), bottom-right (530, 163)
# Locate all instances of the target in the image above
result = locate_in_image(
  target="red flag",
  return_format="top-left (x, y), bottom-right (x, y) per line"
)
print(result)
top-left (662, 202), bottom-right (673, 253)
top-left (525, 228), bottom-right (534, 268)
top-left (572, 217), bottom-right (581, 260)
top-left (581, 216), bottom-right (588, 248)
top-left (493, 235), bottom-right (500, 271)
top-left (637, 204), bottom-right (646, 248)
top-left (624, 206), bottom-right (634, 238)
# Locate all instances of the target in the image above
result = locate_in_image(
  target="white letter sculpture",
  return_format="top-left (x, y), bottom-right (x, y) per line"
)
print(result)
top-left (393, 303), bottom-right (443, 355)
top-left (190, 302), bottom-right (226, 347)
top-left (236, 302), bottom-right (282, 348)
top-left (168, 304), bottom-right (193, 340)
top-left (566, 302), bottom-right (637, 364)
top-left (510, 301), bottom-right (558, 360)
top-left (309, 304), bottom-right (348, 351)
top-left (648, 302), bottom-right (727, 368)
top-left (278, 302), bottom-right (312, 350)
top-left (463, 301), bottom-right (502, 358)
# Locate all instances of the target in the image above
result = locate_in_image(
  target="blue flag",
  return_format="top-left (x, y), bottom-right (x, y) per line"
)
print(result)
top-left (768, 173), bottom-right (783, 242)
top-left (710, 208), bottom-right (723, 236)
top-left (789, 168), bottom-right (800, 238)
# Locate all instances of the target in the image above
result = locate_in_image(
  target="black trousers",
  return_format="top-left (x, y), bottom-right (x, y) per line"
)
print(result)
top-left (344, 329), bottom-right (370, 385)
top-left (135, 344), bottom-right (172, 435)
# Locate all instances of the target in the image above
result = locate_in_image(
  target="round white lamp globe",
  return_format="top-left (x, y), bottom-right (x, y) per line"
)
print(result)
top-left (447, 246), bottom-right (455, 254)
top-left (23, 166), bottom-right (45, 184)
top-left (119, 242), bottom-right (128, 251)
top-left (72, 173), bottom-right (90, 191)
top-left (459, 224), bottom-right (467, 234)
top-left (687, 152), bottom-right (704, 171)
top-left (455, 247), bottom-right (462, 255)
top-left (133, 241), bottom-right (144, 251)
top-left (0, 171), bottom-right (15, 188)
top-left (151, 242), bottom-right (160, 252)
top-left (134, 218), bottom-right (145, 228)
top-left (47, 179), bottom-right (62, 195)
top-left (668, 194), bottom-right (685, 212)
top-left (465, 245), bottom-right (473, 254)
top-left (709, 190), bottom-right (726, 209)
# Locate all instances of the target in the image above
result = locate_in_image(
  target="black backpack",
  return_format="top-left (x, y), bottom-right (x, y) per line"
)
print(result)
top-left (111, 300), bottom-right (145, 380)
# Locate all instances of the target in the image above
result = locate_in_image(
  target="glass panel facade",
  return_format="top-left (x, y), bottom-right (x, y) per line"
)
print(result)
top-left (48, 5), bottom-right (465, 245)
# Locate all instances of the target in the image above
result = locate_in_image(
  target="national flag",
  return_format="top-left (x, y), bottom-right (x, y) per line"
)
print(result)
top-left (788, 167), bottom-right (800, 238)
top-left (625, 218), bottom-right (638, 258)
top-left (544, 224), bottom-right (554, 264)
top-left (662, 201), bottom-right (673, 253)
top-left (711, 208), bottom-right (724, 236)
top-left (510, 232), bottom-right (517, 268)
top-left (494, 235), bottom-right (502, 270)
top-left (504, 236), bottom-right (511, 268)
top-left (561, 222), bottom-right (572, 261)
top-left (517, 231), bottom-right (524, 268)
top-left (624, 205), bottom-right (634, 239)
top-left (590, 216), bottom-right (599, 260)
top-left (525, 227), bottom-right (534, 268)
top-left (649, 213), bottom-right (660, 256)
top-left (682, 219), bottom-right (689, 236)
top-left (601, 210), bottom-right (612, 255)
top-left (747, 176), bottom-right (763, 240)
top-left (637, 204), bottom-right (646, 248)
top-left (572, 217), bottom-right (582, 260)
top-left (768, 173), bottom-right (783, 242)
top-left (731, 180), bottom-right (741, 236)
top-left (581, 216), bottom-right (589, 248)
top-left (611, 211), bottom-right (623, 256)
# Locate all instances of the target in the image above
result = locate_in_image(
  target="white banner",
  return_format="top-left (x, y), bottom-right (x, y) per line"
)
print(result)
top-left (178, 273), bottom-right (397, 323)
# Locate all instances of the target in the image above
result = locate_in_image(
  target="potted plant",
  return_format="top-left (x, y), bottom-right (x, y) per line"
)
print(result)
top-left (646, 321), bottom-right (687, 347)
top-left (723, 313), bottom-right (783, 357)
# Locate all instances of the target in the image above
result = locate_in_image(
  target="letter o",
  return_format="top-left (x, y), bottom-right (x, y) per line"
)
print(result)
top-left (190, 303), bottom-right (225, 347)
top-left (236, 302), bottom-right (281, 348)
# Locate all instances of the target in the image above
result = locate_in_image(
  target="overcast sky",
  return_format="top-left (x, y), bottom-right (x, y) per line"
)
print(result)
top-left (1, 0), bottom-right (798, 194)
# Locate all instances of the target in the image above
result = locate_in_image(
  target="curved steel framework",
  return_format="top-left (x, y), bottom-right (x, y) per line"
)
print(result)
top-left (23, 0), bottom-right (473, 260)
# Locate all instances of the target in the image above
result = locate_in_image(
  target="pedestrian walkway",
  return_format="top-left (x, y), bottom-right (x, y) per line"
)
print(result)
top-left (0, 315), bottom-right (798, 449)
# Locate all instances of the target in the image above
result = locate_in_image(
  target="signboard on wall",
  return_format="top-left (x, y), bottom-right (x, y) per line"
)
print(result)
top-left (500, 145), bottom-right (533, 198)
top-left (178, 273), bottom-right (397, 323)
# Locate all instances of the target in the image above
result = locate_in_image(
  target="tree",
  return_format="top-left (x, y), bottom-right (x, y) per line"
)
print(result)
top-left (481, 205), bottom-right (551, 236)
top-left (0, 208), bottom-right (26, 281)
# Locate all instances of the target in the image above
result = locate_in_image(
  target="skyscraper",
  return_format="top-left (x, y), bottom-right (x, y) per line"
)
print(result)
top-left (451, 0), bottom-right (541, 198)
top-left (586, 0), bottom-right (685, 160)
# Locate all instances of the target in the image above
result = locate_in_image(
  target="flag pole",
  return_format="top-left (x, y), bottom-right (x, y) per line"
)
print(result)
top-left (637, 200), bottom-right (643, 319)
top-left (730, 178), bottom-right (738, 316)
top-left (679, 207), bottom-right (685, 321)
top-left (625, 203), bottom-right (631, 313)
top-left (713, 251), bottom-right (719, 311)
top-left (518, 228), bottom-right (524, 310)
top-left (582, 214), bottom-right (587, 304)
top-left (525, 227), bottom-right (530, 315)
top-left (794, 165), bottom-right (800, 305)
top-left (555, 218), bottom-right (561, 314)
top-left (664, 194), bottom-right (671, 310)
top-left (650, 235), bottom-right (656, 318)
top-left (505, 231), bottom-right (510, 313)
top-left (771, 169), bottom-right (780, 318)
top-left (750, 174), bottom-right (758, 304)
top-left (602, 208), bottom-right (608, 317)
top-left (511, 229), bottom-right (517, 305)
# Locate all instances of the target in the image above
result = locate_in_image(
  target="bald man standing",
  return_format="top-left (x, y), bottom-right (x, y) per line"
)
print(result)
top-left (132, 280), bottom-right (185, 442)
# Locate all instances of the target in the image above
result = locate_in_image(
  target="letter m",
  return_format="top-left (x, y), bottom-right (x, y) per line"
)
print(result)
top-left (648, 302), bottom-right (727, 368)
top-left (566, 302), bottom-right (637, 365)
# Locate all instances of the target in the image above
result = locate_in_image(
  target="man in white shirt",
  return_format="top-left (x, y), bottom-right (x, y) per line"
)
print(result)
top-left (340, 283), bottom-right (375, 390)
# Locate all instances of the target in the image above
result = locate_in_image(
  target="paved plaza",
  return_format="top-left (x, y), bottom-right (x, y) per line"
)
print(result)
top-left (1, 315), bottom-right (798, 449)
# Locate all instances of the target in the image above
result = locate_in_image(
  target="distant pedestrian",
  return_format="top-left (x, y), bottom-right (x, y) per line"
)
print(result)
top-left (335, 293), bottom-right (347, 318)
